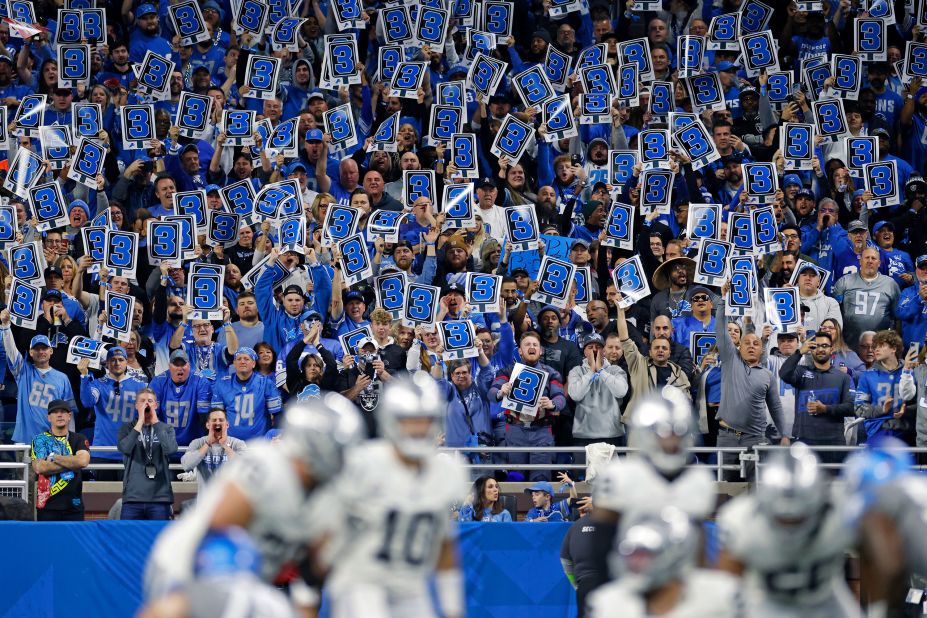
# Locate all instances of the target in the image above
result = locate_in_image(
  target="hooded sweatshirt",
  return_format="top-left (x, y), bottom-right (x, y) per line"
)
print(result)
top-left (798, 288), bottom-right (843, 334)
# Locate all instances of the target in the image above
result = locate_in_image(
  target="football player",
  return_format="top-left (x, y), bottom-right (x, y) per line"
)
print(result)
top-left (592, 388), bottom-right (715, 526)
top-left (842, 438), bottom-right (927, 618)
top-left (717, 443), bottom-right (860, 618)
top-left (586, 508), bottom-right (742, 617)
top-left (140, 527), bottom-right (296, 618)
top-left (322, 373), bottom-right (467, 618)
top-left (143, 394), bottom-right (365, 612)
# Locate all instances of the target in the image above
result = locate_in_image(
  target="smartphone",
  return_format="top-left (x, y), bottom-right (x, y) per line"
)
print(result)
top-left (909, 342), bottom-right (920, 357)
top-left (570, 154), bottom-right (582, 166)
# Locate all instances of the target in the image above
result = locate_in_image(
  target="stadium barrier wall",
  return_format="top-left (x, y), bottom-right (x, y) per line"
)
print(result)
top-left (0, 521), bottom-right (582, 618)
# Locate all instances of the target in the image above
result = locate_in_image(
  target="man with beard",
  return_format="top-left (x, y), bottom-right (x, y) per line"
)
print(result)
top-left (340, 337), bottom-right (382, 420)
top-left (535, 185), bottom-right (560, 229)
top-left (385, 151), bottom-right (422, 201)
top-left (97, 41), bottom-right (134, 89)
top-left (571, 201), bottom-right (606, 243)
top-left (374, 237), bottom-right (438, 284)
top-left (362, 169), bottom-right (404, 212)
top-left (792, 189), bottom-right (817, 229)
top-left (129, 4), bottom-right (172, 63)
top-left (166, 142), bottom-right (209, 192)
top-left (329, 268), bottom-right (371, 338)
top-left (148, 350), bottom-right (212, 448)
top-left (732, 87), bottom-right (763, 146)
top-left (435, 234), bottom-right (471, 285)
top-left (780, 332), bottom-right (856, 457)
top-left (230, 291), bottom-right (264, 351)
top-left (536, 305), bottom-right (583, 380)
top-left (490, 332), bottom-right (568, 481)
top-left (438, 280), bottom-right (490, 329)
top-left (714, 155), bottom-right (744, 205)
top-left (650, 257), bottom-right (696, 321)
top-left (78, 347), bottom-right (150, 470)
top-left (900, 78), bottom-right (927, 174)
top-left (671, 287), bottom-right (715, 349)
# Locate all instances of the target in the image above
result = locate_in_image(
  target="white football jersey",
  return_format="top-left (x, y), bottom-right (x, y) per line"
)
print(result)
top-left (586, 570), bottom-right (743, 618)
top-left (717, 492), bottom-right (860, 618)
top-left (323, 441), bottom-right (467, 597)
top-left (593, 457), bottom-right (715, 521)
top-left (145, 441), bottom-right (322, 599)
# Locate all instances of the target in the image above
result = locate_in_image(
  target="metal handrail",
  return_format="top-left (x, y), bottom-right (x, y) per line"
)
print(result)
top-left (0, 445), bottom-right (31, 502)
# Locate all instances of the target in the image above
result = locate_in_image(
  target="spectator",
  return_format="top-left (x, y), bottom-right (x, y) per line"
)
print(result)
top-left (559, 497), bottom-right (602, 618)
top-left (285, 321), bottom-right (340, 400)
top-left (649, 315), bottom-right (695, 381)
top-left (457, 476), bottom-right (512, 522)
top-left (210, 348), bottom-right (283, 441)
top-left (858, 330), bottom-right (877, 370)
top-left (779, 332), bottom-right (855, 462)
top-left (833, 247), bottom-right (900, 348)
top-left (30, 400), bottom-right (90, 521)
top-left (855, 330), bottom-right (908, 438)
top-left (180, 409), bottom-right (246, 492)
top-left (715, 286), bottom-right (789, 481)
top-left (671, 286), bottom-right (715, 347)
top-left (117, 388), bottom-right (177, 521)
top-left (147, 349), bottom-right (213, 447)
top-left (437, 351), bottom-right (494, 464)
top-left (78, 347), bottom-right (149, 471)
top-left (524, 476), bottom-right (577, 522)
top-left (568, 333), bottom-right (630, 449)
top-left (489, 332), bottom-right (567, 482)
top-left (536, 305), bottom-right (583, 379)
top-left (1, 310), bottom-right (77, 444)
top-left (818, 319), bottom-right (866, 381)
top-left (896, 255), bottom-right (927, 346)
top-left (615, 296), bottom-right (691, 417)
top-left (795, 263), bottom-right (842, 334)
top-left (650, 257), bottom-right (696, 321)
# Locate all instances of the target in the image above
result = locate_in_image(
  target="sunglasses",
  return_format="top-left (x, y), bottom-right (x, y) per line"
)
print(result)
top-left (691, 295), bottom-right (710, 302)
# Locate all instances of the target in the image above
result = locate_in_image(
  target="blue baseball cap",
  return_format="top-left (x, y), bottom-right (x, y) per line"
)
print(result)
top-left (783, 174), bottom-right (802, 188)
top-left (107, 346), bottom-right (127, 360)
top-left (284, 161), bottom-right (308, 176)
top-left (873, 221), bottom-right (894, 234)
top-left (524, 481), bottom-right (554, 496)
top-left (235, 347), bottom-right (258, 361)
top-left (853, 189), bottom-right (866, 199)
top-left (715, 61), bottom-right (739, 72)
top-left (448, 64), bottom-right (468, 76)
top-left (306, 128), bottom-right (323, 142)
top-left (136, 3), bottom-right (157, 17)
top-left (205, 184), bottom-right (221, 194)
top-left (30, 335), bottom-right (51, 349)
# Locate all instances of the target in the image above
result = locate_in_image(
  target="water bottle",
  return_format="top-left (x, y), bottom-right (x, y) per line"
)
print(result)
top-left (807, 390), bottom-right (816, 414)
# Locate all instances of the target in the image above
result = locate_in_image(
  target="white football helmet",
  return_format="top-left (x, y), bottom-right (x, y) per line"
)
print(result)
top-left (377, 373), bottom-right (445, 459)
top-left (628, 388), bottom-right (696, 475)
top-left (609, 507), bottom-right (698, 593)
top-left (756, 443), bottom-right (827, 544)
top-left (280, 392), bottom-right (365, 482)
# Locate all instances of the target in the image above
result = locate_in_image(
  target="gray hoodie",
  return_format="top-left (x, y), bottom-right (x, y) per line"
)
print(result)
top-left (567, 360), bottom-right (629, 439)
top-left (798, 289), bottom-right (843, 334)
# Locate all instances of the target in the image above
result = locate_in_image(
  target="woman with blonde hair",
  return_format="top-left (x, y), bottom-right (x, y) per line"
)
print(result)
top-left (817, 318), bottom-right (865, 381)
top-left (54, 255), bottom-right (79, 293)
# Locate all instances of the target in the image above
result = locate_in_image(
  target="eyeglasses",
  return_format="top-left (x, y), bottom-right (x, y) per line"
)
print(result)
top-left (192, 324), bottom-right (211, 331)
top-left (917, 263), bottom-right (927, 270)
top-left (814, 343), bottom-right (832, 349)
top-left (691, 295), bottom-right (710, 302)
top-left (782, 233), bottom-right (799, 240)
top-left (819, 208), bottom-right (837, 213)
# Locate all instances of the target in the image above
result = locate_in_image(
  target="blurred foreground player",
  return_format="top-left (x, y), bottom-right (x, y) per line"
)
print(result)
top-left (842, 438), bottom-right (927, 618)
top-left (586, 508), bottom-right (742, 617)
top-left (140, 527), bottom-right (296, 618)
top-left (322, 374), bottom-right (467, 618)
top-left (717, 443), bottom-right (859, 618)
top-left (143, 394), bottom-right (364, 613)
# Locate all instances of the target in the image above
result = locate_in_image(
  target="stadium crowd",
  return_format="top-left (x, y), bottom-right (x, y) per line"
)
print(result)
top-left (1, 0), bottom-right (926, 530)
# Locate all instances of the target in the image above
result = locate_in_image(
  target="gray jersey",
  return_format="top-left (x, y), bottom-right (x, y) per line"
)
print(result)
top-left (145, 441), bottom-right (323, 599)
top-left (586, 570), bottom-right (743, 618)
top-left (871, 476), bottom-right (927, 575)
top-left (832, 273), bottom-right (899, 348)
top-left (322, 441), bottom-right (467, 597)
top-left (593, 457), bottom-right (715, 522)
top-left (717, 492), bottom-right (859, 618)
